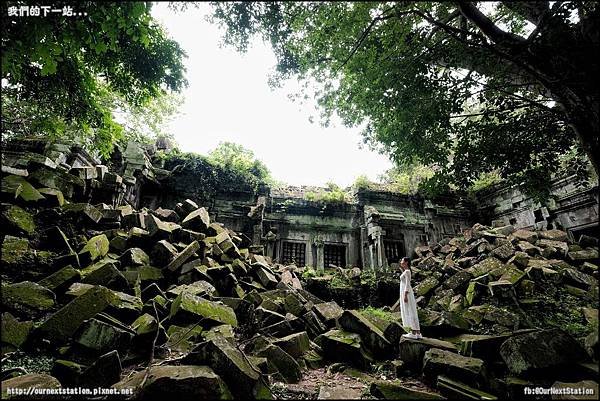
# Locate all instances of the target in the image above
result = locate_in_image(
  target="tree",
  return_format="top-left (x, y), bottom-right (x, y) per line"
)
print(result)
top-left (1, 1), bottom-right (187, 157)
top-left (207, 142), bottom-right (273, 185)
top-left (208, 1), bottom-right (599, 198)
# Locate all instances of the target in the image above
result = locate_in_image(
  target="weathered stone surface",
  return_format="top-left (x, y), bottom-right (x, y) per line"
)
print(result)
top-left (539, 229), bottom-right (568, 242)
top-left (62, 203), bottom-right (103, 224)
top-left (423, 348), bottom-right (487, 387)
top-left (257, 343), bottom-right (302, 384)
top-left (314, 301), bottom-right (344, 326)
top-left (317, 385), bottom-right (363, 399)
top-left (568, 249), bottom-right (599, 263)
top-left (1, 312), bottom-right (33, 348)
top-left (339, 310), bottom-right (392, 358)
top-left (254, 265), bottom-right (278, 289)
top-left (78, 234), bottom-right (110, 264)
top-left (38, 266), bottom-right (80, 294)
top-left (119, 247), bottom-right (149, 266)
top-left (2, 175), bottom-right (45, 202)
top-left (436, 375), bottom-right (497, 400)
top-left (414, 276), bottom-right (440, 297)
top-left (550, 380), bottom-right (598, 401)
top-left (74, 318), bottom-right (134, 353)
top-left (273, 331), bottom-right (310, 358)
top-left (170, 292), bottom-right (237, 327)
top-left (79, 350), bottom-right (122, 387)
top-left (114, 365), bottom-right (233, 400)
top-left (443, 270), bottom-right (473, 291)
top-left (38, 286), bottom-right (113, 341)
top-left (468, 257), bottom-right (504, 278)
top-left (166, 240), bottom-right (200, 272)
top-left (512, 230), bottom-right (538, 244)
top-left (499, 329), bottom-right (589, 375)
top-left (2, 236), bottom-right (32, 266)
top-left (1, 205), bottom-right (36, 235)
top-left (183, 334), bottom-right (269, 398)
top-left (1, 374), bottom-right (61, 399)
top-left (151, 240), bottom-right (179, 268)
top-left (370, 380), bottom-right (445, 400)
top-left (317, 329), bottom-right (373, 369)
top-left (181, 207), bottom-right (210, 232)
top-left (398, 337), bottom-right (457, 370)
top-left (2, 281), bottom-right (56, 316)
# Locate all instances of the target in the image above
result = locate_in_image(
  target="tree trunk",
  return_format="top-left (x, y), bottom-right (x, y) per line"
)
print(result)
top-left (566, 102), bottom-right (600, 176)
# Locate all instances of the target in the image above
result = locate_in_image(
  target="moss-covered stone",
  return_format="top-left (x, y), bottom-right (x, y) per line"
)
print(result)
top-left (1, 175), bottom-right (45, 202)
top-left (37, 187), bottom-right (65, 206)
top-left (257, 344), bottom-right (302, 384)
top-left (74, 318), bottom-right (134, 353)
top-left (398, 336), bottom-right (458, 371)
top-left (1, 312), bottom-right (33, 348)
top-left (1, 235), bottom-right (31, 265)
top-left (1, 374), bottom-right (61, 399)
top-left (38, 286), bottom-right (113, 342)
top-left (165, 324), bottom-right (203, 352)
top-left (423, 348), bottom-right (487, 387)
top-left (316, 329), bottom-right (373, 369)
top-left (370, 380), bottom-right (445, 400)
top-left (273, 331), bottom-right (310, 358)
top-left (38, 265), bottom-right (80, 293)
top-left (183, 334), bottom-right (270, 398)
top-left (113, 365), bottom-right (233, 400)
top-left (1, 205), bottom-right (35, 235)
top-left (2, 281), bottom-right (56, 315)
top-left (499, 329), bottom-right (589, 375)
top-left (79, 234), bottom-right (110, 264)
top-left (170, 292), bottom-right (237, 327)
top-left (339, 310), bottom-right (392, 358)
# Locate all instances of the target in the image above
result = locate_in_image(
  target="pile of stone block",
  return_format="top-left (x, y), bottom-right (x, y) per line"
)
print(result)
top-left (1, 140), bottom-right (598, 400)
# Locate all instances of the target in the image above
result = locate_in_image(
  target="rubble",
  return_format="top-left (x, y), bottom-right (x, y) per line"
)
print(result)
top-left (0, 140), bottom-right (597, 400)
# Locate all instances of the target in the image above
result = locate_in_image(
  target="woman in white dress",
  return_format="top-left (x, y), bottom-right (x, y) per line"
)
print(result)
top-left (399, 257), bottom-right (422, 339)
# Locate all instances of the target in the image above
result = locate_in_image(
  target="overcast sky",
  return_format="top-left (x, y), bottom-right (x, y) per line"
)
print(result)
top-left (151, 2), bottom-right (393, 187)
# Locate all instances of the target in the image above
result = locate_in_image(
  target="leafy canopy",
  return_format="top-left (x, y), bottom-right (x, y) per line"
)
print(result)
top-left (207, 141), bottom-right (273, 185)
top-left (1, 1), bottom-right (187, 157)
top-left (208, 1), bottom-right (599, 200)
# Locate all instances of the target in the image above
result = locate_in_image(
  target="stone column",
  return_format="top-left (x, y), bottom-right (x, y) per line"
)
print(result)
top-left (316, 241), bottom-right (325, 274)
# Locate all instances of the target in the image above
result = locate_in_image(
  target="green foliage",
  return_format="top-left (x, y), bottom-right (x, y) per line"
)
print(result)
top-left (380, 164), bottom-right (436, 195)
top-left (352, 175), bottom-right (375, 191)
top-left (163, 142), bottom-right (274, 198)
top-left (209, 1), bottom-right (599, 201)
top-left (470, 171), bottom-right (504, 192)
top-left (301, 266), bottom-right (319, 279)
top-left (1, 1), bottom-right (187, 157)
top-left (303, 182), bottom-right (352, 204)
top-left (207, 142), bottom-right (273, 186)
top-left (360, 306), bottom-right (396, 323)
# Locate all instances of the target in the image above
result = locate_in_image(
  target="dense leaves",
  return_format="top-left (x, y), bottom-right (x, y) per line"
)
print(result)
top-left (208, 1), bottom-right (599, 200)
top-left (1, 1), bottom-right (187, 157)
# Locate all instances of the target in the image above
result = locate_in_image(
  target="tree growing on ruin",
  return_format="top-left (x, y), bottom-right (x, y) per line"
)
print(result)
top-left (208, 1), bottom-right (599, 199)
top-left (1, 2), bottom-right (187, 157)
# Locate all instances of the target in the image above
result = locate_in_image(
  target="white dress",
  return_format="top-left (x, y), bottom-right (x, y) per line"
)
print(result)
top-left (399, 269), bottom-right (420, 331)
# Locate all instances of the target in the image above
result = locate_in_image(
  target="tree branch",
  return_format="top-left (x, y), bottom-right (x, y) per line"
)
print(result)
top-left (456, 1), bottom-right (527, 47)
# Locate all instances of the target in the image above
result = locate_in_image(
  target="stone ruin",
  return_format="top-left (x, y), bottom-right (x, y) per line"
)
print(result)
top-left (1, 138), bottom-right (598, 400)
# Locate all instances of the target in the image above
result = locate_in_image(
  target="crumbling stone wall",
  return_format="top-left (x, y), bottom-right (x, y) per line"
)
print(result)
top-left (477, 175), bottom-right (599, 241)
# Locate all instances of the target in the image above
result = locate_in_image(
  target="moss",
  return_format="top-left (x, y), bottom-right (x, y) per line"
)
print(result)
top-left (2, 205), bottom-right (36, 235)
top-left (170, 292), bottom-right (237, 326)
top-left (2, 281), bottom-right (56, 314)
top-left (1, 312), bottom-right (33, 347)
top-left (1, 175), bottom-right (46, 202)
top-left (360, 306), bottom-right (396, 323)
top-left (79, 234), bottom-right (110, 262)
top-left (1, 235), bottom-right (31, 264)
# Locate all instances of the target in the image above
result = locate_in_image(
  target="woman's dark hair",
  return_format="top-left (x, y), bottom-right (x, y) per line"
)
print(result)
top-left (401, 257), bottom-right (411, 267)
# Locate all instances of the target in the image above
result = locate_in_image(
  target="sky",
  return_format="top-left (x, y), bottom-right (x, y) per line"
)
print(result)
top-left (151, 2), bottom-right (393, 187)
